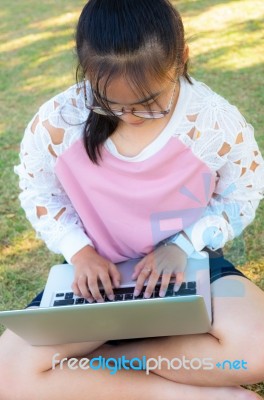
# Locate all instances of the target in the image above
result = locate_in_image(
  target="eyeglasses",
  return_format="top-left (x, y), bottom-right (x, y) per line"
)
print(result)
top-left (84, 81), bottom-right (177, 119)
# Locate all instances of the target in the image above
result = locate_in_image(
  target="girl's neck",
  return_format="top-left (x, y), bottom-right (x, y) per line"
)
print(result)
top-left (111, 119), bottom-right (167, 157)
top-left (110, 87), bottom-right (180, 158)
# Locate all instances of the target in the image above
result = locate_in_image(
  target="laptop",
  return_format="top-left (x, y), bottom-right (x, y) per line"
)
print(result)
top-left (0, 251), bottom-right (212, 346)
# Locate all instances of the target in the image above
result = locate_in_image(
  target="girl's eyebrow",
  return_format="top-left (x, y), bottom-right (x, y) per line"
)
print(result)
top-left (93, 90), bottom-right (162, 105)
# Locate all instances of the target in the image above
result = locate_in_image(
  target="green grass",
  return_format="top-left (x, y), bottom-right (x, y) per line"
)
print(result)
top-left (0, 0), bottom-right (263, 396)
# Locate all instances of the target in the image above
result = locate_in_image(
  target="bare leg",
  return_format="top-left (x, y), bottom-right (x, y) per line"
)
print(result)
top-left (88, 276), bottom-right (264, 387)
top-left (0, 276), bottom-right (263, 399)
top-left (0, 329), bottom-right (258, 400)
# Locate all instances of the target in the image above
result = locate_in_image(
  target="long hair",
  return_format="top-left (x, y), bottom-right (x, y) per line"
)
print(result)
top-left (75, 0), bottom-right (192, 163)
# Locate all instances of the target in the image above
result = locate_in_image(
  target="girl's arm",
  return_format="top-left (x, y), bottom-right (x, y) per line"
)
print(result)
top-left (167, 105), bottom-right (264, 254)
top-left (14, 98), bottom-right (93, 264)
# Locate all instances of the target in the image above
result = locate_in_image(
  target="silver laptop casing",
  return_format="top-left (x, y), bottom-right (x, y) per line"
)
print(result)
top-left (0, 251), bottom-right (212, 345)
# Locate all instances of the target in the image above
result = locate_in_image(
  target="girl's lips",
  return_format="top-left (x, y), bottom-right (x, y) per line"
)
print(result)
top-left (129, 120), bottom-right (146, 126)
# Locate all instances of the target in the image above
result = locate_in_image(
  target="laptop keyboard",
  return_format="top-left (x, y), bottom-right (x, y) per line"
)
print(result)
top-left (53, 281), bottom-right (197, 307)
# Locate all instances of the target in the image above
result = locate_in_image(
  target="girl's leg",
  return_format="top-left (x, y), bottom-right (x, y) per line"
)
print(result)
top-left (0, 275), bottom-right (263, 400)
top-left (0, 328), bottom-right (258, 400)
top-left (88, 275), bottom-right (264, 387)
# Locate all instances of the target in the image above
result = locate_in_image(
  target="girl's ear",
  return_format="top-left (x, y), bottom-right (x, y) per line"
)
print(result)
top-left (183, 44), bottom-right (189, 64)
top-left (177, 44), bottom-right (189, 77)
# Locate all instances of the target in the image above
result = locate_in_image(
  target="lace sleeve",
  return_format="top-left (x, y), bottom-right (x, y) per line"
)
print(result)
top-left (14, 94), bottom-right (93, 263)
top-left (184, 116), bottom-right (264, 251)
top-left (169, 85), bottom-right (264, 252)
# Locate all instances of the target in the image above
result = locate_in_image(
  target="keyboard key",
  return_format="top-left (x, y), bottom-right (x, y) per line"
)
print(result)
top-left (186, 287), bottom-right (197, 295)
top-left (187, 281), bottom-right (196, 289)
top-left (105, 297), bottom-right (114, 302)
top-left (165, 288), bottom-right (174, 297)
top-left (165, 283), bottom-right (175, 296)
top-left (124, 294), bottom-right (134, 300)
top-left (134, 292), bottom-right (144, 299)
top-left (114, 294), bottom-right (124, 301)
top-left (179, 282), bottom-right (186, 290)
top-left (85, 299), bottom-right (96, 304)
top-left (52, 281), bottom-right (197, 306)
top-left (175, 288), bottom-right (196, 296)
top-left (75, 298), bottom-right (84, 304)
top-left (154, 283), bottom-right (161, 290)
top-left (53, 299), bottom-right (75, 306)
top-left (114, 287), bottom-right (136, 295)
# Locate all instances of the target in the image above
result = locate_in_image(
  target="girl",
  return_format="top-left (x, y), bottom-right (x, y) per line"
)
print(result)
top-left (1, 0), bottom-right (264, 399)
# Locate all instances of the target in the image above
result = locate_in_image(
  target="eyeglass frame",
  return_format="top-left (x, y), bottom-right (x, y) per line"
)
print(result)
top-left (84, 79), bottom-right (178, 119)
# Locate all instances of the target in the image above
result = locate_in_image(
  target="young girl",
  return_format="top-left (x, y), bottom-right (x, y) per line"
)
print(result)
top-left (1, 0), bottom-right (264, 399)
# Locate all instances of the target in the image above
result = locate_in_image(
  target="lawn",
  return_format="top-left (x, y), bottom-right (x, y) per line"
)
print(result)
top-left (0, 0), bottom-right (263, 396)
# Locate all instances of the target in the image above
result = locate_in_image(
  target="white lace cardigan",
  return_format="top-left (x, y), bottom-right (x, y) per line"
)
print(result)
top-left (14, 76), bottom-right (264, 263)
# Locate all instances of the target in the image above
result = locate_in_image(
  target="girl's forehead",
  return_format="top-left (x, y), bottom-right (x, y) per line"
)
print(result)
top-left (96, 75), bottom-right (170, 105)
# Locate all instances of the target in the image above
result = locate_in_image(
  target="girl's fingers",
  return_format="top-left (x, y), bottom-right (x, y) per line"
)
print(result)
top-left (77, 274), bottom-right (92, 299)
top-left (108, 263), bottom-right (121, 288)
top-left (133, 266), bottom-right (153, 297)
top-left (159, 272), bottom-right (172, 297)
top-left (98, 271), bottom-right (115, 300)
top-left (174, 271), bottom-right (184, 292)
top-left (71, 281), bottom-right (82, 297)
top-left (131, 258), bottom-right (146, 280)
top-left (87, 276), bottom-right (104, 303)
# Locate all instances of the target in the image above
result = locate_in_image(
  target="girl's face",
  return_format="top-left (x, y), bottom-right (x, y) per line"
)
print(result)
top-left (93, 72), bottom-right (179, 128)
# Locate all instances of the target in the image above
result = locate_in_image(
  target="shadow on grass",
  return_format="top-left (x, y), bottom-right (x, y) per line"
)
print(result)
top-left (0, 242), bottom-right (63, 311)
top-left (174, 0), bottom-right (245, 17)
top-left (0, 0), bottom-right (84, 32)
top-left (188, 62), bottom-right (264, 145)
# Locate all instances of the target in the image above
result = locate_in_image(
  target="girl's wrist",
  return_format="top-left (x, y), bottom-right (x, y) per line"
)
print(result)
top-left (71, 245), bottom-right (96, 265)
top-left (164, 232), bottom-right (195, 257)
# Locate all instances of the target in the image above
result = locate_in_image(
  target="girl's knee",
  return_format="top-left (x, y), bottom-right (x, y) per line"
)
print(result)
top-left (238, 326), bottom-right (264, 383)
top-left (0, 354), bottom-right (25, 400)
top-left (0, 330), bottom-right (34, 399)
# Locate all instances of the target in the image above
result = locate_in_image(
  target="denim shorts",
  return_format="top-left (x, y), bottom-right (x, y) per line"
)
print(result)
top-left (25, 248), bottom-right (249, 309)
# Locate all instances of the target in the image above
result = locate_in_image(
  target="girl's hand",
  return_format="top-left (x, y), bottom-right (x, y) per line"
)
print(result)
top-left (131, 244), bottom-right (187, 298)
top-left (71, 245), bottom-right (121, 303)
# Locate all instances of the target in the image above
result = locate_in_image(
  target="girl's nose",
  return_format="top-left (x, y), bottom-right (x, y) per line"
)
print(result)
top-left (119, 109), bottom-right (142, 124)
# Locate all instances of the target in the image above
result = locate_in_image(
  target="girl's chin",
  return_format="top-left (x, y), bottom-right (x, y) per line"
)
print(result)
top-left (127, 120), bottom-right (147, 126)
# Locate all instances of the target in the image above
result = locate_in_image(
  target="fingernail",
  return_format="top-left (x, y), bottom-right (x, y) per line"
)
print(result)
top-left (109, 294), bottom-right (114, 301)
top-left (97, 298), bottom-right (104, 303)
top-left (144, 292), bottom-right (151, 299)
top-left (174, 284), bottom-right (180, 292)
top-left (134, 289), bottom-right (140, 296)
top-left (159, 290), bottom-right (166, 297)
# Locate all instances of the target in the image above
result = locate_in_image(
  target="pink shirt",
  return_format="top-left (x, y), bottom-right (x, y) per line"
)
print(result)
top-left (55, 136), bottom-right (216, 263)
top-left (14, 76), bottom-right (264, 263)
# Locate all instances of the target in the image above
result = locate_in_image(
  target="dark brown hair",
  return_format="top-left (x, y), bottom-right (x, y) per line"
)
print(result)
top-left (76, 0), bottom-right (192, 163)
